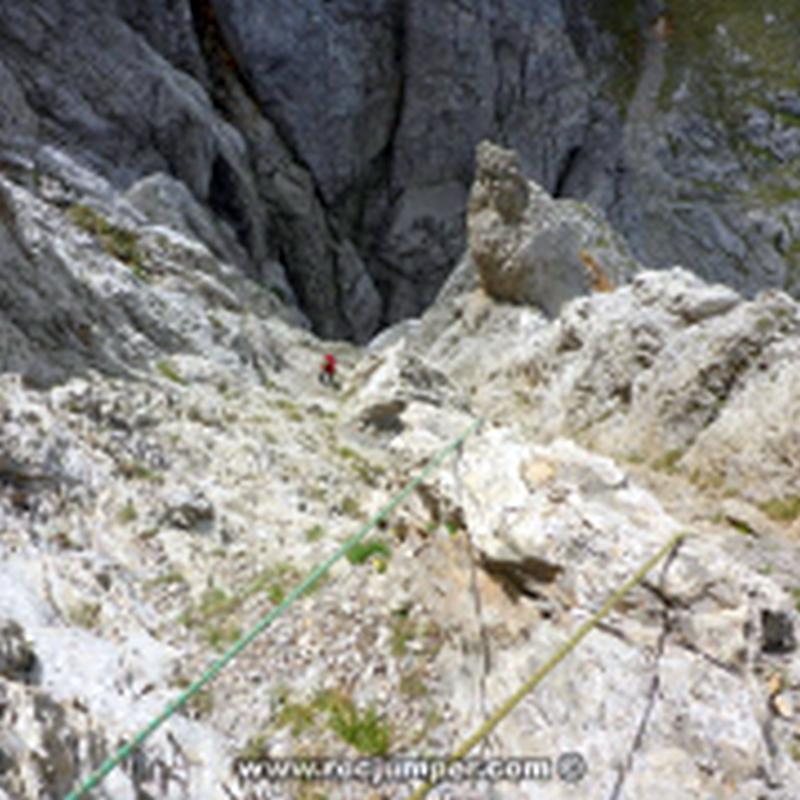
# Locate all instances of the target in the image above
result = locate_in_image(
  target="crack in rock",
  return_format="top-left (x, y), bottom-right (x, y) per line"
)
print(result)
top-left (608, 541), bottom-right (684, 800)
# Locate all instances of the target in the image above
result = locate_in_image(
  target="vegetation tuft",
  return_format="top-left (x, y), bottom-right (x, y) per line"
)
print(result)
top-left (68, 204), bottom-right (149, 279)
top-left (346, 538), bottom-right (391, 566)
top-left (156, 360), bottom-right (187, 385)
top-left (759, 495), bottom-right (800, 523)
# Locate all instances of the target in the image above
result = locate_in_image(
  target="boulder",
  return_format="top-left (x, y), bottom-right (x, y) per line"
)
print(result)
top-left (468, 141), bottom-right (638, 315)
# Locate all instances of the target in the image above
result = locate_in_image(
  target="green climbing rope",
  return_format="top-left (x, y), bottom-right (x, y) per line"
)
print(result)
top-left (63, 417), bottom-right (483, 800)
top-left (406, 529), bottom-right (687, 800)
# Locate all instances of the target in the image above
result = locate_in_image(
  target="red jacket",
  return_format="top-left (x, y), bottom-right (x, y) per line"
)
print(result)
top-left (322, 354), bottom-right (336, 375)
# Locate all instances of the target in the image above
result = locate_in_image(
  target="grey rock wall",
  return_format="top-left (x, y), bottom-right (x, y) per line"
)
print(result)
top-left (1, 53), bottom-right (800, 799)
top-left (1, 0), bottom-right (798, 340)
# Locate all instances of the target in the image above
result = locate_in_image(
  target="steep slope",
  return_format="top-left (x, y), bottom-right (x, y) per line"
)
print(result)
top-left (2, 137), bottom-right (800, 799)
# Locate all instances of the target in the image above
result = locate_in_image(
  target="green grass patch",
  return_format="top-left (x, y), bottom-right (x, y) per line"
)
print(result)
top-left (758, 495), bottom-right (800, 523)
top-left (390, 608), bottom-right (416, 657)
top-left (688, 467), bottom-right (726, 492)
top-left (276, 699), bottom-right (319, 737)
top-left (178, 561), bottom-right (322, 649)
top-left (316, 690), bottom-right (392, 756)
top-left (346, 539), bottom-right (391, 566)
top-left (305, 524), bottom-right (326, 543)
top-left (274, 689), bottom-right (393, 755)
top-left (156, 360), bottom-right (187, 385)
top-left (206, 622), bottom-right (242, 651)
top-left (337, 446), bottom-right (385, 486)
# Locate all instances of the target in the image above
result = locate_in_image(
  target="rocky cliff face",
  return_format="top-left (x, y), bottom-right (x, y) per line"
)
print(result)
top-left (2, 4), bottom-right (800, 800)
top-left (2, 128), bottom-right (800, 798)
top-left (2, 1), bottom-right (798, 342)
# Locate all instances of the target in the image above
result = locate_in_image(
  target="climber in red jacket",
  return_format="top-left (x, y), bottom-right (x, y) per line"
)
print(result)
top-left (319, 353), bottom-right (337, 387)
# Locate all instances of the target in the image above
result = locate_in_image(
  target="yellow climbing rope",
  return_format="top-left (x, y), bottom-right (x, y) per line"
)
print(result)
top-left (406, 529), bottom-right (686, 799)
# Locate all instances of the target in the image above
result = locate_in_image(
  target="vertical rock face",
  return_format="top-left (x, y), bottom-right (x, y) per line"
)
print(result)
top-left (0, 0), bottom-right (594, 338)
top-left (208, 0), bottom-right (597, 325)
top-left (3, 19), bottom-right (800, 797)
top-left (564, 0), bottom-right (800, 297)
top-left (1, 1), bottom-right (798, 338)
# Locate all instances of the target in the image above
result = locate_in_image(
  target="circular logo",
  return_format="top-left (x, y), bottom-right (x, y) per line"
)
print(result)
top-left (556, 751), bottom-right (587, 784)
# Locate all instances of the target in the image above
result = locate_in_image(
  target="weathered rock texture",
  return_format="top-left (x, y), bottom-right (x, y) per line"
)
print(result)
top-left (2, 7), bottom-right (800, 800)
top-left (468, 140), bottom-right (637, 314)
top-left (3, 1), bottom-right (797, 342)
top-left (1, 120), bottom-right (800, 800)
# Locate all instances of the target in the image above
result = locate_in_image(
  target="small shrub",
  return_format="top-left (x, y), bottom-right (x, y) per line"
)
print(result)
top-left (171, 673), bottom-right (214, 718)
top-left (137, 527), bottom-right (159, 542)
top-left (237, 733), bottom-right (269, 762)
top-left (726, 517), bottom-right (756, 537)
top-left (269, 285), bottom-right (288, 304)
top-left (187, 686), bottom-right (215, 717)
